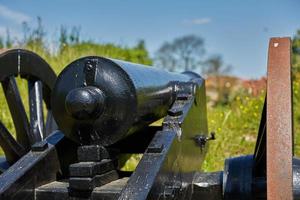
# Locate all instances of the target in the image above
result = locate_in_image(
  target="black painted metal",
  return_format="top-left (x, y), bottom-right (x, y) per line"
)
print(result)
top-left (0, 49), bottom-right (57, 168)
top-left (110, 126), bottom-right (159, 154)
top-left (0, 48), bottom-right (56, 114)
top-left (118, 77), bottom-right (208, 199)
top-left (183, 171), bottom-right (223, 200)
top-left (52, 57), bottom-right (201, 146)
top-left (223, 155), bottom-right (253, 200)
top-left (0, 131), bottom-right (77, 200)
top-left (67, 144), bottom-right (119, 198)
top-left (0, 121), bottom-right (25, 164)
top-left (221, 155), bottom-right (300, 199)
top-left (293, 158), bottom-right (300, 199)
top-left (253, 100), bottom-right (266, 178)
top-left (118, 130), bottom-right (177, 200)
top-left (77, 145), bottom-right (109, 162)
top-left (28, 80), bottom-right (44, 141)
top-left (0, 157), bottom-right (9, 173)
top-left (37, 171), bottom-right (225, 200)
top-left (2, 77), bottom-right (32, 148)
top-left (0, 54), bottom-right (276, 199)
top-left (35, 178), bottom-right (130, 200)
top-left (45, 111), bottom-right (57, 136)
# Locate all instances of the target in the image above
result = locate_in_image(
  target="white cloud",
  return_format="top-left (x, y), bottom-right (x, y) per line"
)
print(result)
top-left (0, 4), bottom-right (31, 24)
top-left (183, 18), bottom-right (212, 25)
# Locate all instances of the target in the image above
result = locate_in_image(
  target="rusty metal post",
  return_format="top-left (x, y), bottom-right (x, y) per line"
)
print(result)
top-left (267, 37), bottom-right (293, 200)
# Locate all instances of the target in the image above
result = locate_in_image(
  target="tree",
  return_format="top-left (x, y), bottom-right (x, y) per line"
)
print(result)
top-left (203, 55), bottom-right (231, 76)
top-left (203, 55), bottom-right (232, 105)
top-left (155, 35), bottom-right (205, 72)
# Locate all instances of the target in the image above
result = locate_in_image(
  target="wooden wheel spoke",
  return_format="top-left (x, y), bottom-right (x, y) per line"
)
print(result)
top-left (45, 110), bottom-right (57, 137)
top-left (266, 37), bottom-right (293, 200)
top-left (253, 100), bottom-right (266, 177)
top-left (0, 120), bottom-right (25, 164)
top-left (1, 76), bottom-right (32, 149)
top-left (28, 79), bottom-right (44, 141)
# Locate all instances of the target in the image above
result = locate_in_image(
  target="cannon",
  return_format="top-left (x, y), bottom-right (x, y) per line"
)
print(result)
top-left (51, 56), bottom-right (206, 146)
top-left (0, 37), bottom-right (299, 200)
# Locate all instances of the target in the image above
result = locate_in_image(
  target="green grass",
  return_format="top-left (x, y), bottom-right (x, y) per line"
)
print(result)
top-left (203, 92), bottom-right (264, 171)
top-left (203, 75), bottom-right (300, 172)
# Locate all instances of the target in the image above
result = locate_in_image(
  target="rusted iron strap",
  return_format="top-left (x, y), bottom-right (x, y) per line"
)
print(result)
top-left (267, 37), bottom-right (293, 200)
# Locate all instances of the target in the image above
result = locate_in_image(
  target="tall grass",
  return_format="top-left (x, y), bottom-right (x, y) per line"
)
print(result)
top-left (203, 73), bottom-right (300, 172)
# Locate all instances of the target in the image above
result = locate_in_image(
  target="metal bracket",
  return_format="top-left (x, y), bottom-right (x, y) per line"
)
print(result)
top-left (193, 132), bottom-right (216, 150)
top-left (84, 59), bottom-right (98, 86)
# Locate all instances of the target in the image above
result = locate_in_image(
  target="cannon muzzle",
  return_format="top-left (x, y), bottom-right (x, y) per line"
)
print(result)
top-left (65, 86), bottom-right (105, 120)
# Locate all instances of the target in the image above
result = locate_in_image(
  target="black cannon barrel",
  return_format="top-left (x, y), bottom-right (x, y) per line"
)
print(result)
top-left (51, 57), bottom-right (202, 146)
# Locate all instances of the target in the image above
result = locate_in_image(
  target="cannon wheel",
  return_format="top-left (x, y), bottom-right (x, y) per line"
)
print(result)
top-left (0, 49), bottom-right (57, 171)
top-left (253, 38), bottom-right (293, 200)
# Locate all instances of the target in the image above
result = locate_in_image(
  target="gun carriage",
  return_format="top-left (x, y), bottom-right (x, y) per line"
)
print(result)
top-left (0, 38), bottom-right (298, 200)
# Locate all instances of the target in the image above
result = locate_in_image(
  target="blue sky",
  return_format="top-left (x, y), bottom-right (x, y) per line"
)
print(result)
top-left (0, 0), bottom-right (299, 78)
